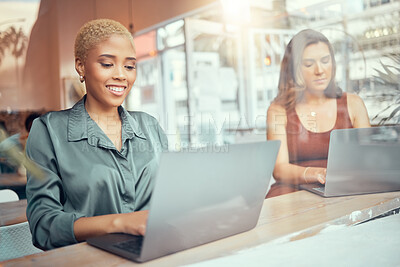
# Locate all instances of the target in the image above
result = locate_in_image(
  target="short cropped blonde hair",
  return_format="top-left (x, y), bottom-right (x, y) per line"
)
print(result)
top-left (74, 19), bottom-right (135, 62)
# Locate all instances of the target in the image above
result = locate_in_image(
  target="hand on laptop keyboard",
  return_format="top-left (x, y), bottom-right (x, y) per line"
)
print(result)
top-left (317, 169), bottom-right (326, 184)
top-left (115, 210), bottom-right (148, 236)
top-left (304, 167), bottom-right (326, 184)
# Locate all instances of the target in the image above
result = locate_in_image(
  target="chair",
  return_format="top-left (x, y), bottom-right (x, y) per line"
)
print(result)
top-left (0, 189), bottom-right (19, 203)
top-left (0, 222), bottom-right (43, 261)
top-left (0, 189), bottom-right (42, 261)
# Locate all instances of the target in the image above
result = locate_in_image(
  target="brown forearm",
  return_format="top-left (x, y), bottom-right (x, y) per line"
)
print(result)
top-left (73, 210), bottom-right (148, 242)
top-left (273, 163), bottom-right (324, 184)
top-left (73, 214), bottom-right (121, 242)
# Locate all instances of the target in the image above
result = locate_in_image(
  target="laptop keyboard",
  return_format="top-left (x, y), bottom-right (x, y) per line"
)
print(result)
top-left (313, 186), bottom-right (325, 193)
top-left (112, 236), bottom-right (143, 255)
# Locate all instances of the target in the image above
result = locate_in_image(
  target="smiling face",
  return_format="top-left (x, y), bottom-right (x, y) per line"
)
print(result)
top-left (301, 42), bottom-right (332, 94)
top-left (75, 34), bottom-right (136, 113)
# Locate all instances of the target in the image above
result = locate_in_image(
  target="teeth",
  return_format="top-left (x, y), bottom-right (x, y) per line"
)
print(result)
top-left (107, 86), bottom-right (125, 92)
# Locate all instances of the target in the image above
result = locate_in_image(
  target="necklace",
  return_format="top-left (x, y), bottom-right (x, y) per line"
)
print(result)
top-left (310, 111), bottom-right (317, 117)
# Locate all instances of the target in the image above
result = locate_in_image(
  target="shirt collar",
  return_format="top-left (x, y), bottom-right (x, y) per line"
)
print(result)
top-left (67, 96), bottom-right (88, 142)
top-left (118, 105), bottom-right (147, 140)
top-left (68, 95), bottom-right (147, 143)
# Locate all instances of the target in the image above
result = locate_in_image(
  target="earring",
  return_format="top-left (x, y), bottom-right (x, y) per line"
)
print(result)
top-left (79, 75), bottom-right (85, 83)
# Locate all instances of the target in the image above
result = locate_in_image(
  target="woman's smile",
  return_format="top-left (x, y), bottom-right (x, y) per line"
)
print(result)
top-left (106, 85), bottom-right (127, 96)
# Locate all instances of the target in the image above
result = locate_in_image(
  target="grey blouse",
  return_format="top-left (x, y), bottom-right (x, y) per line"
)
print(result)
top-left (25, 97), bottom-right (168, 250)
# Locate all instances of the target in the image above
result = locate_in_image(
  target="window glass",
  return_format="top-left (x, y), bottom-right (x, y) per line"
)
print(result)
top-left (131, 0), bottom-right (400, 149)
top-left (157, 19), bottom-right (185, 50)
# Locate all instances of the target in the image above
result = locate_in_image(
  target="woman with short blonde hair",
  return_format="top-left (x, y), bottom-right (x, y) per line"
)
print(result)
top-left (26, 19), bottom-right (168, 250)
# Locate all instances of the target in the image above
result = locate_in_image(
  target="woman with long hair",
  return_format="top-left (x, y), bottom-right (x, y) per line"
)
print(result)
top-left (266, 29), bottom-right (370, 198)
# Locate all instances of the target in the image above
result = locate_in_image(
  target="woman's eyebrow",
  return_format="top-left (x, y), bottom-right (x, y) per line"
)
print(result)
top-left (98, 54), bottom-right (136, 61)
top-left (99, 54), bottom-right (115, 58)
top-left (302, 54), bottom-right (330, 61)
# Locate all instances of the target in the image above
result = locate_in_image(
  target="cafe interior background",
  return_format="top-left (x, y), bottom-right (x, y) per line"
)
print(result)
top-left (0, 0), bottom-right (399, 151)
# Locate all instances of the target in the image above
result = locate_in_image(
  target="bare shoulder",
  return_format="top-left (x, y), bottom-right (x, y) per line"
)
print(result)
top-left (267, 102), bottom-right (287, 126)
top-left (267, 102), bottom-right (286, 116)
top-left (267, 102), bottom-right (288, 137)
top-left (346, 93), bottom-right (366, 108)
top-left (346, 93), bottom-right (371, 127)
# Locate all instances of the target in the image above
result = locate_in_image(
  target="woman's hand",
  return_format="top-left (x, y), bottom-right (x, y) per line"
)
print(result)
top-left (113, 210), bottom-right (149, 236)
top-left (74, 210), bottom-right (149, 242)
top-left (304, 167), bottom-right (326, 184)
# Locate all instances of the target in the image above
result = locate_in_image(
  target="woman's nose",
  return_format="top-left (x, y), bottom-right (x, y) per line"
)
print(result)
top-left (314, 62), bottom-right (324, 75)
top-left (314, 62), bottom-right (323, 75)
top-left (113, 66), bottom-right (127, 80)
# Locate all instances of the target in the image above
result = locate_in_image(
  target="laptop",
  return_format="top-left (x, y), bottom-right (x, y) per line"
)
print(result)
top-left (87, 141), bottom-right (280, 262)
top-left (301, 125), bottom-right (400, 197)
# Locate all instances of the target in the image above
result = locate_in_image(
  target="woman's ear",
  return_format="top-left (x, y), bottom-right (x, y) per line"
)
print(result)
top-left (75, 58), bottom-right (85, 77)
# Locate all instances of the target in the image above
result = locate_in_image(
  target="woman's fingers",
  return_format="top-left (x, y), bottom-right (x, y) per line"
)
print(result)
top-left (317, 168), bottom-right (327, 184)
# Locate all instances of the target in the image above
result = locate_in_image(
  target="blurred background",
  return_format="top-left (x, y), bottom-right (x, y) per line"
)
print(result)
top-left (0, 0), bottom-right (399, 151)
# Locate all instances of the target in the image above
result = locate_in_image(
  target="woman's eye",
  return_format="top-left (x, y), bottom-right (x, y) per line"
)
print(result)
top-left (321, 56), bottom-right (331, 64)
top-left (125, 65), bottom-right (136, 70)
top-left (100, 63), bottom-right (113, 68)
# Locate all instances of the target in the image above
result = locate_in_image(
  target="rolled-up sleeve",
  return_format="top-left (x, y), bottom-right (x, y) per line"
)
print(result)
top-left (25, 119), bottom-right (85, 250)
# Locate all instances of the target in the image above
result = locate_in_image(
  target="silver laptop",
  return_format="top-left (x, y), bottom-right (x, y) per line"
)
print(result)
top-left (301, 125), bottom-right (400, 197)
top-left (87, 141), bottom-right (280, 262)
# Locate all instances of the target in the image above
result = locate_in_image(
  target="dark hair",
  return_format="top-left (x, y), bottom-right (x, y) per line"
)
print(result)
top-left (273, 29), bottom-right (342, 110)
top-left (0, 120), bottom-right (6, 132)
top-left (25, 112), bottom-right (41, 132)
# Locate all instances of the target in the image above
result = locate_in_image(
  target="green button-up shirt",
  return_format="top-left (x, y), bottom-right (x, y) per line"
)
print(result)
top-left (25, 96), bottom-right (168, 250)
